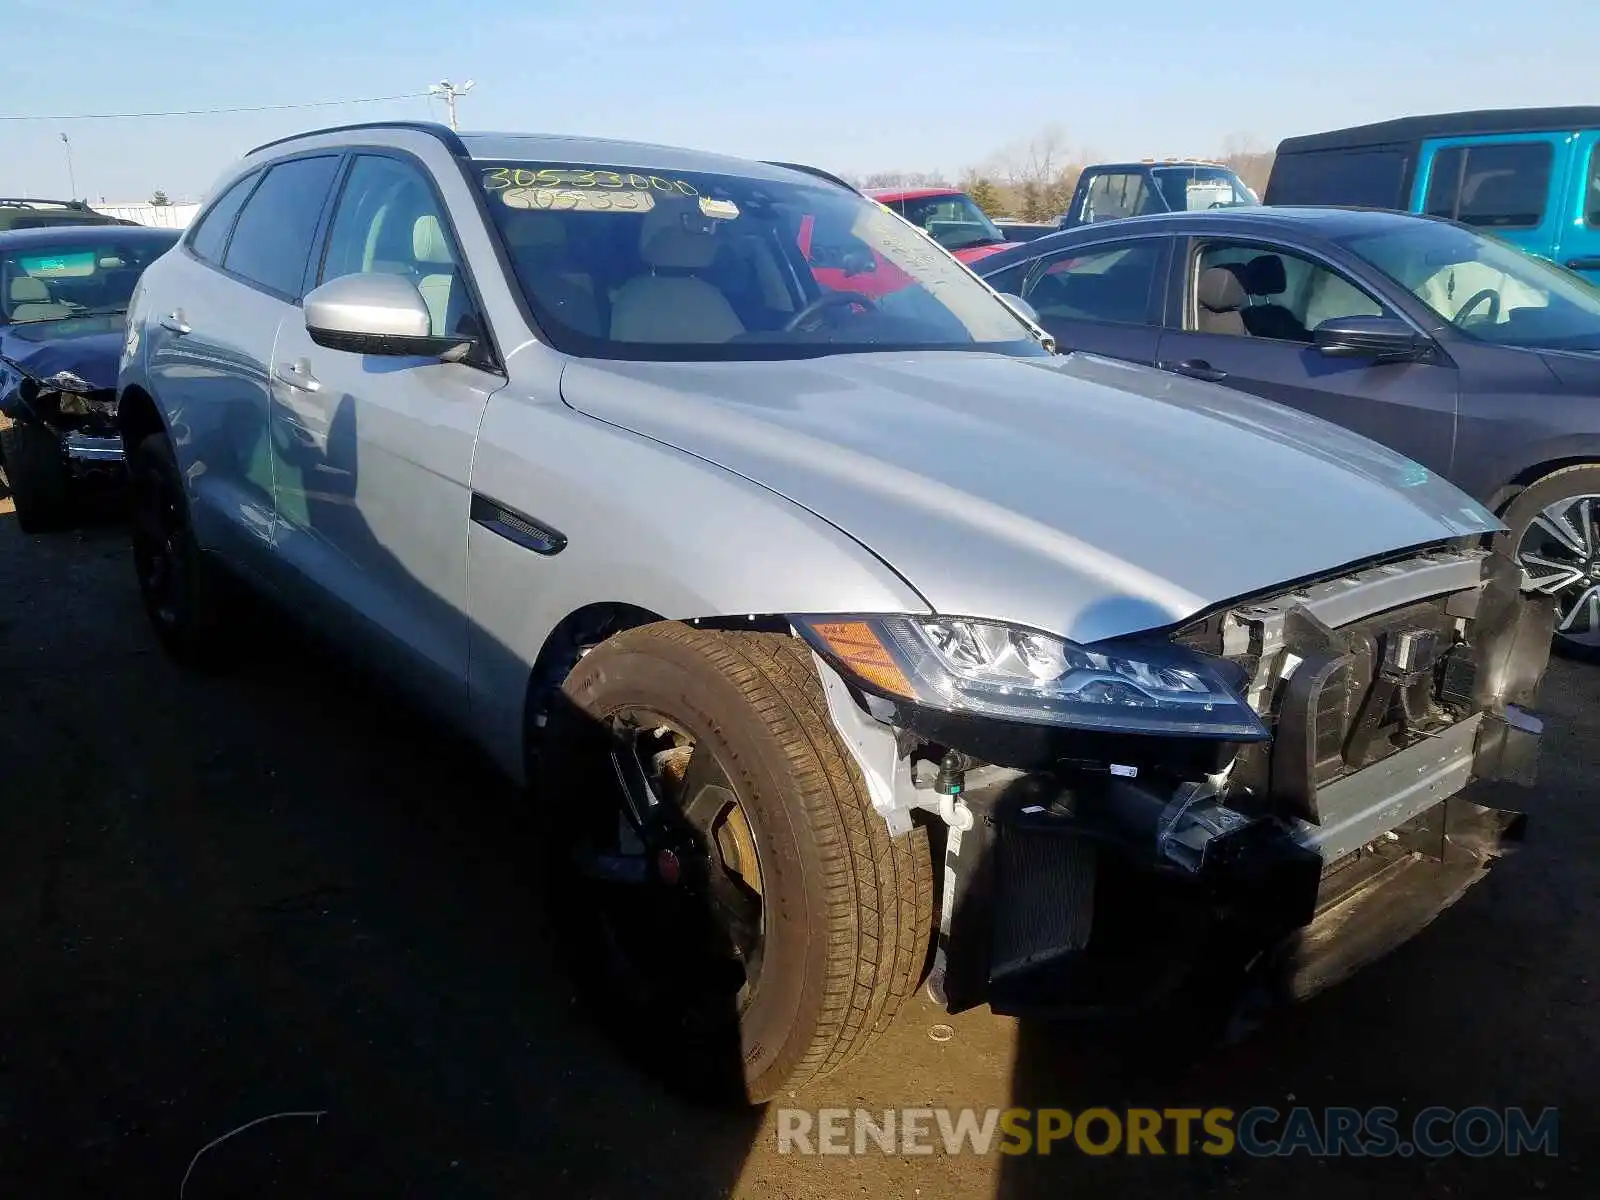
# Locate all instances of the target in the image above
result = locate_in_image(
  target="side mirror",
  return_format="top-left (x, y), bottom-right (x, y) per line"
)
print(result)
top-left (303, 273), bottom-right (471, 358)
top-left (999, 293), bottom-right (1040, 325)
top-left (1313, 315), bottom-right (1429, 362)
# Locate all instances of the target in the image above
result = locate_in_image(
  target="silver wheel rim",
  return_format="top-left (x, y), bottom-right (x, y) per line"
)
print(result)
top-left (1516, 492), bottom-right (1600, 646)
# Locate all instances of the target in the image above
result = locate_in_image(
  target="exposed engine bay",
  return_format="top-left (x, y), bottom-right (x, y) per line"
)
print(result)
top-left (0, 338), bottom-right (124, 476)
top-left (810, 542), bottom-right (1554, 1023)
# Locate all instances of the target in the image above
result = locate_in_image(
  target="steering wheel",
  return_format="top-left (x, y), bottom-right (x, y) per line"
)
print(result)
top-left (785, 290), bottom-right (879, 333)
top-left (1453, 287), bottom-right (1501, 325)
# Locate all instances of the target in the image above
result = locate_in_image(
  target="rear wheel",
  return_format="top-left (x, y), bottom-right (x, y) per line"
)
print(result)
top-left (130, 431), bottom-right (234, 669)
top-left (539, 623), bottom-right (934, 1103)
top-left (1499, 465), bottom-right (1600, 662)
top-left (0, 416), bottom-right (74, 532)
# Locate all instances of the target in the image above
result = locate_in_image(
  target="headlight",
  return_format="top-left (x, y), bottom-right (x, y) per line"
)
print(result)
top-left (794, 615), bottom-right (1267, 740)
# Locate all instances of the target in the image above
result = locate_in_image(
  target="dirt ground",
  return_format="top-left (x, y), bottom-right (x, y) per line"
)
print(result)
top-left (1, 490), bottom-right (1596, 1198)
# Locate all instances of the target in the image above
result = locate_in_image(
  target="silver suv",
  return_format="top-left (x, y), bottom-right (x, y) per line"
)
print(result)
top-left (118, 122), bottom-right (1553, 1103)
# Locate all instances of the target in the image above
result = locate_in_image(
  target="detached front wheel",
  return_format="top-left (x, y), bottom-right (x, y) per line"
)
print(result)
top-left (540, 623), bottom-right (933, 1103)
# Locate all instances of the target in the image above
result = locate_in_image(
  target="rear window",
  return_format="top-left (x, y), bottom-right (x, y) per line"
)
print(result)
top-left (1265, 149), bottom-right (1409, 208)
top-left (1424, 142), bottom-right (1554, 229)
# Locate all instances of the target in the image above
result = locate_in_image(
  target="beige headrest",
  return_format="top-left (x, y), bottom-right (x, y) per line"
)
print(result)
top-left (503, 212), bottom-right (567, 251)
top-left (640, 203), bottom-right (719, 270)
top-left (412, 215), bottom-right (453, 265)
top-left (9, 276), bottom-right (49, 302)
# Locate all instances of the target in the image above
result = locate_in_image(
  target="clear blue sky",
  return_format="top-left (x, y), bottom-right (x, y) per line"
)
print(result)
top-left (1, 0), bottom-right (1593, 202)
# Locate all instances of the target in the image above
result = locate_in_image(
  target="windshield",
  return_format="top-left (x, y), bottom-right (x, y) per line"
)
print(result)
top-left (1150, 167), bottom-right (1256, 212)
top-left (478, 163), bottom-right (1041, 361)
top-left (1, 232), bottom-right (177, 324)
top-left (1338, 220), bottom-right (1600, 351)
top-left (895, 192), bottom-right (1007, 251)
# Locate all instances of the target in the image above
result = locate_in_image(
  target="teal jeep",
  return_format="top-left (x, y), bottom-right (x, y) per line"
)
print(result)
top-left (1266, 107), bottom-right (1600, 284)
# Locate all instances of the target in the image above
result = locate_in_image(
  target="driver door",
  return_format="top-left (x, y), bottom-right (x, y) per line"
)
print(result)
top-left (268, 152), bottom-right (505, 722)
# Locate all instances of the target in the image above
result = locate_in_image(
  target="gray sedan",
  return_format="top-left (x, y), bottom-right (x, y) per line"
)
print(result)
top-left (977, 207), bottom-right (1600, 657)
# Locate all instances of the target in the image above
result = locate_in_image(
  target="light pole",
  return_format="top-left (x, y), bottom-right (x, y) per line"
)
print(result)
top-left (60, 132), bottom-right (77, 200)
top-left (427, 79), bottom-right (475, 131)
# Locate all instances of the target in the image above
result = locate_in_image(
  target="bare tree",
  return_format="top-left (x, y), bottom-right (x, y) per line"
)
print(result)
top-left (990, 124), bottom-right (1086, 219)
top-left (1219, 132), bottom-right (1275, 196)
top-left (862, 170), bottom-right (951, 189)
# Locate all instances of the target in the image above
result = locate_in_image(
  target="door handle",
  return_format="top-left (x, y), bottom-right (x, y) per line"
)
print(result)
top-left (274, 359), bottom-right (321, 393)
top-left (158, 311), bottom-right (191, 335)
top-left (1160, 359), bottom-right (1228, 382)
top-left (1565, 257), bottom-right (1600, 272)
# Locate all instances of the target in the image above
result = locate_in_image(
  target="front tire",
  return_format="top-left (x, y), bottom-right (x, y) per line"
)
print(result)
top-left (0, 416), bottom-right (74, 532)
top-left (539, 623), bottom-right (934, 1103)
top-left (1497, 464), bottom-right (1600, 662)
top-left (129, 431), bottom-right (233, 669)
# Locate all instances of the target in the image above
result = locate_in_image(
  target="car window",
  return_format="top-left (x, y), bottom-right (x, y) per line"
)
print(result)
top-left (222, 155), bottom-right (341, 298)
top-left (981, 260), bottom-right (1029, 296)
top-left (1150, 167), bottom-right (1255, 212)
top-left (1020, 241), bottom-right (1163, 326)
top-left (1587, 145), bottom-right (1600, 228)
top-left (896, 193), bottom-right (1006, 252)
top-left (1, 232), bottom-right (179, 324)
top-left (1266, 149), bottom-right (1409, 208)
top-left (188, 173), bottom-right (257, 265)
top-left (1424, 142), bottom-right (1553, 229)
top-left (1081, 173), bottom-right (1157, 223)
top-left (475, 161), bottom-right (1042, 361)
top-left (1190, 241), bottom-right (1387, 342)
top-left (320, 154), bottom-right (475, 339)
top-left (1339, 219), bottom-right (1600, 351)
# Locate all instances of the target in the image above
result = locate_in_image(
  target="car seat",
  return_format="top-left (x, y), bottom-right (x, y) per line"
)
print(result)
top-left (1238, 255), bottom-right (1309, 341)
top-left (7, 276), bottom-right (73, 322)
top-left (502, 211), bottom-right (602, 337)
top-left (609, 204), bottom-right (745, 344)
top-left (411, 214), bottom-right (468, 337)
top-left (1195, 264), bottom-right (1248, 335)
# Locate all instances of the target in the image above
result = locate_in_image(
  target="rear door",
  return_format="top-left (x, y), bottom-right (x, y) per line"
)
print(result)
top-left (145, 155), bottom-right (341, 573)
top-left (1154, 234), bottom-right (1460, 476)
top-left (1555, 131), bottom-right (1600, 283)
top-left (990, 235), bottom-right (1170, 363)
top-left (1414, 134), bottom-right (1566, 263)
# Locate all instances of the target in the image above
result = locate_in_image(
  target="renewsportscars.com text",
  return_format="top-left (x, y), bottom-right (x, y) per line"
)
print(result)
top-left (775, 1106), bottom-right (1559, 1158)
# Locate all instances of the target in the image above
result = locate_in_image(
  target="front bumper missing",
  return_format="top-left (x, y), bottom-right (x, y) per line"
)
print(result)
top-left (934, 705), bottom-right (1537, 1021)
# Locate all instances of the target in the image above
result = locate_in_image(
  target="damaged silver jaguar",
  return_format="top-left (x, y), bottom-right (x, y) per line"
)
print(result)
top-left (0, 224), bottom-right (178, 530)
top-left (117, 124), bottom-right (1553, 1105)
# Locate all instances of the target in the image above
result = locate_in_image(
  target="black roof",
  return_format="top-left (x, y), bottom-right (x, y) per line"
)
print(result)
top-left (0, 223), bottom-right (181, 249)
top-left (1276, 106), bottom-right (1600, 155)
top-left (971, 205), bottom-right (1432, 275)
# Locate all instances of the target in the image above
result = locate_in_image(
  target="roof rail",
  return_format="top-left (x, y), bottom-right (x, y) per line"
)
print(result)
top-left (762, 161), bottom-right (859, 193)
top-left (247, 120), bottom-right (468, 158)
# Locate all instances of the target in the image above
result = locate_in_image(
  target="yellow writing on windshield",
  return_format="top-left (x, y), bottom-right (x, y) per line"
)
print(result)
top-left (501, 187), bottom-right (657, 213)
top-left (483, 167), bottom-right (699, 196)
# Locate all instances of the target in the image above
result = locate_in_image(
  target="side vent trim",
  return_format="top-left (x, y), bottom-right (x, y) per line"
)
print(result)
top-left (471, 493), bottom-right (568, 556)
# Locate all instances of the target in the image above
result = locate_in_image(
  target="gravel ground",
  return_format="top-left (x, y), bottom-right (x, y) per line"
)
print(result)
top-left (1, 490), bottom-right (1596, 1198)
